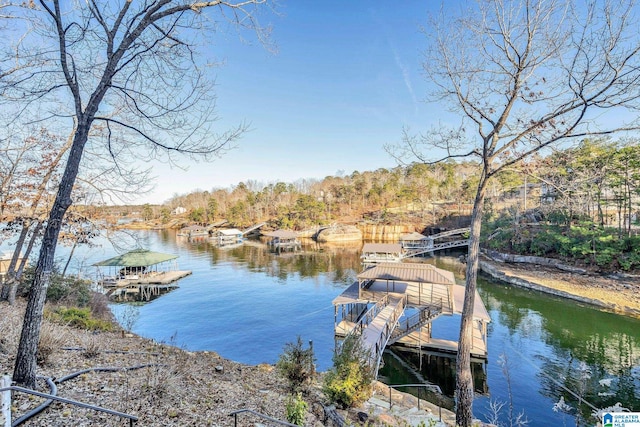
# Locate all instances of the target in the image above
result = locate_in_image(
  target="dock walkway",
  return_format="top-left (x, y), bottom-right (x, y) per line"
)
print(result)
top-left (359, 296), bottom-right (406, 377)
top-left (333, 263), bottom-right (490, 375)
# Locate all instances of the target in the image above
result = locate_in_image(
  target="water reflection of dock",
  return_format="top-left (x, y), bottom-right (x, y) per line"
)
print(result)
top-left (102, 271), bottom-right (192, 302)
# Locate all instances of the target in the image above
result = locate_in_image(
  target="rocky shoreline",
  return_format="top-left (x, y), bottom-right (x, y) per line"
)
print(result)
top-left (479, 252), bottom-right (640, 319)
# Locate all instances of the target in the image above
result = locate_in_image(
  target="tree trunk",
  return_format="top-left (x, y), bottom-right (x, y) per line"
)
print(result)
top-left (13, 124), bottom-right (89, 389)
top-left (16, 221), bottom-right (42, 281)
top-left (455, 178), bottom-right (487, 427)
top-left (61, 240), bottom-right (78, 277)
top-left (0, 221), bottom-right (31, 302)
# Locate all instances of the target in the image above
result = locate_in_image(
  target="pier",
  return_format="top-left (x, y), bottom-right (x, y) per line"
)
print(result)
top-left (93, 249), bottom-right (191, 302)
top-left (400, 228), bottom-right (470, 258)
top-left (333, 262), bottom-right (489, 376)
top-left (100, 270), bottom-right (192, 302)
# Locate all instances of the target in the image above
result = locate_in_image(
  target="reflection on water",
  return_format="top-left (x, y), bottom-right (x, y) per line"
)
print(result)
top-left (378, 348), bottom-right (487, 412)
top-left (479, 280), bottom-right (640, 424)
top-left (49, 229), bottom-right (639, 426)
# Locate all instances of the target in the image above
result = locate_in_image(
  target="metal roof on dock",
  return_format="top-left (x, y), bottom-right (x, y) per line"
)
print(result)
top-left (263, 230), bottom-right (299, 239)
top-left (93, 249), bottom-right (178, 267)
top-left (361, 243), bottom-right (403, 253)
top-left (357, 262), bottom-right (456, 285)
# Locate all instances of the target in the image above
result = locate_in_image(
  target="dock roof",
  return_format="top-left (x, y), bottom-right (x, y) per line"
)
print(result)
top-left (357, 262), bottom-right (456, 285)
top-left (93, 249), bottom-right (178, 267)
top-left (362, 243), bottom-right (402, 253)
top-left (217, 228), bottom-right (242, 236)
top-left (263, 230), bottom-right (298, 239)
top-left (400, 232), bottom-right (428, 241)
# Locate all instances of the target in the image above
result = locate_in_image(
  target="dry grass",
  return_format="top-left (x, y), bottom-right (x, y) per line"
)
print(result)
top-left (37, 322), bottom-right (68, 365)
top-left (0, 300), bottom-right (323, 427)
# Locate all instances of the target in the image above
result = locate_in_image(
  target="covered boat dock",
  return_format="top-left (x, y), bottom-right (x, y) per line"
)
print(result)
top-left (333, 262), bottom-right (490, 376)
top-left (93, 249), bottom-right (191, 301)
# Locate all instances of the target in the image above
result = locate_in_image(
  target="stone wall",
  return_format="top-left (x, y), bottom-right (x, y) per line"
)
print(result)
top-left (357, 223), bottom-right (414, 242)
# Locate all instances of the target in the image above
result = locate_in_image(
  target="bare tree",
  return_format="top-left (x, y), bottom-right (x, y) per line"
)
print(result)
top-left (1, 0), bottom-right (272, 388)
top-left (0, 127), bottom-right (74, 303)
top-left (387, 1), bottom-right (640, 425)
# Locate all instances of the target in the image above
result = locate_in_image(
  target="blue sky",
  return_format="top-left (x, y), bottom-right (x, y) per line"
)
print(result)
top-left (142, 1), bottom-right (443, 204)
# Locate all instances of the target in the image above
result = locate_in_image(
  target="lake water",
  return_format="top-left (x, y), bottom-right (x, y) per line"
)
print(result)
top-left (31, 229), bottom-right (640, 425)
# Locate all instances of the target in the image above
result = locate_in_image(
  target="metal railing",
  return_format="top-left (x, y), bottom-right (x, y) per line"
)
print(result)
top-left (228, 408), bottom-right (298, 427)
top-left (385, 383), bottom-right (444, 421)
top-left (0, 384), bottom-right (138, 426)
top-left (370, 296), bottom-right (406, 378)
top-left (389, 300), bottom-right (443, 344)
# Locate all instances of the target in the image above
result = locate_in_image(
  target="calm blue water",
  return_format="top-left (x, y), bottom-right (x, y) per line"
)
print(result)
top-left (9, 229), bottom-right (639, 426)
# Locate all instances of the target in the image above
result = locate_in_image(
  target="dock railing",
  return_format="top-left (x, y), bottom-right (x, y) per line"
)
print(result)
top-left (370, 296), bottom-right (406, 378)
top-left (345, 294), bottom-right (391, 338)
top-left (389, 299), bottom-right (442, 344)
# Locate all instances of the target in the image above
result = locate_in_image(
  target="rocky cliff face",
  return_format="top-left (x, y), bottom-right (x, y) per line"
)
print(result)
top-left (357, 223), bottom-right (414, 242)
top-left (316, 225), bottom-right (362, 242)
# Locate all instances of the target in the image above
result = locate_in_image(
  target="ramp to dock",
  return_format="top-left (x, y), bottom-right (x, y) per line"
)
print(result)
top-left (355, 296), bottom-right (406, 377)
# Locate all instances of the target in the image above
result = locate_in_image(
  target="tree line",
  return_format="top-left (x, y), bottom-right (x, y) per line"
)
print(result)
top-left (2, 2), bottom-right (640, 426)
top-left (127, 139), bottom-right (640, 235)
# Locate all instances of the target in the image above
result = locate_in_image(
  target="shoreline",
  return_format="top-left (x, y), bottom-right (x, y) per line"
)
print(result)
top-left (2, 254), bottom-right (637, 425)
top-left (478, 255), bottom-right (640, 319)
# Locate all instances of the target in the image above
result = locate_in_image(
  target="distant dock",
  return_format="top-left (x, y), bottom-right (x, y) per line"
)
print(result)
top-left (93, 249), bottom-right (192, 303)
top-left (102, 270), bottom-right (192, 302)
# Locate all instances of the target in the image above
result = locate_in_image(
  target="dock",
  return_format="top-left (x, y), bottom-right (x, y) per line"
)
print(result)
top-left (333, 263), bottom-right (490, 376)
top-left (400, 228), bottom-right (470, 258)
top-left (93, 249), bottom-right (191, 302)
top-left (101, 270), bottom-right (192, 302)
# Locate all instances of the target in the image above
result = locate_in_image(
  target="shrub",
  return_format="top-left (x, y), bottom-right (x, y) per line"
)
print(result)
top-left (49, 307), bottom-right (113, 331)
top-left (20, 265), bottom-right (93, 307)
top-left (285, 393), bottom-right (308, 426)
top-left (322, 334), bottom-right (374, 408)
top-left (38, 322), bottom-right (67, 365)
top-left (276, 336), bottom-right (316, 393)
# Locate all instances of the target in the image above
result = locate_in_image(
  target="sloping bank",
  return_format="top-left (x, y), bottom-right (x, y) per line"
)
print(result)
top-left (478, 250), bottom-right (640, 319)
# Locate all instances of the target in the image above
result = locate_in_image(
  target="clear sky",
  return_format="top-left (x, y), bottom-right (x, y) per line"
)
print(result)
top-left (140, 1), bottom-right (443, 204)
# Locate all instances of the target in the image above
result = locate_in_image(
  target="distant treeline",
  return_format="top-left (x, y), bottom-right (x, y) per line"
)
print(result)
top-left (116, 139), bottom-right (638, 234)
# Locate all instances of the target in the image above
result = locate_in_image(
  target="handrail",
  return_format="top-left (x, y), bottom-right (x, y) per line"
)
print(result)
top-left (428, 227), bottom-right (470, 240)
top-left (371, 296), bottom-right (406, 378)
top-left (385, 383), bottom-right (443, 421)
top-left (228, 408), bottom-right (298, 427)
top-left (0, 385), bottom-right (138, 426)
top-left (391, 299), bottom-right (443, 341)
top-left (402, 239), bottom-right (469, 258)
top-left (343, 294), bottom-right (390, 341)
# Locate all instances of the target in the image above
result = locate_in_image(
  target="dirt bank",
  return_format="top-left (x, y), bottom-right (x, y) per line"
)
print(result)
top-left (0, 301), bottom-right (326, 427)
top-left (479, 255), bottom-right (640, 319)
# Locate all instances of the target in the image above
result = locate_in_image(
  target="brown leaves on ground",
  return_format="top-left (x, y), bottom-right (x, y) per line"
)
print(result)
top-left (0, 301), bottom-right (322, 427)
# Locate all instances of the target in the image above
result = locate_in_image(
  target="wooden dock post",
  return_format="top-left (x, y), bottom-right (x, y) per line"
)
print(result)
top-left (1, 375), bottom-right (11, 427)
